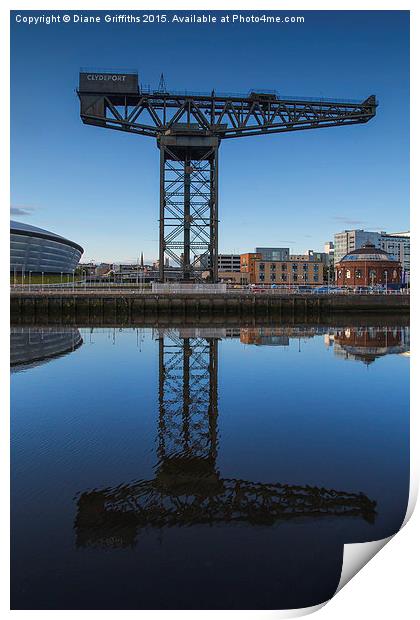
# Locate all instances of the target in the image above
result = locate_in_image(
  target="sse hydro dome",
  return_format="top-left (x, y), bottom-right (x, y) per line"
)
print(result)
top-left (10, 221), bottom-right (84, 274)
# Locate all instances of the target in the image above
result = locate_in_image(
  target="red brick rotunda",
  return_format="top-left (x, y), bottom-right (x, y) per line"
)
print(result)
top-left (335, 242), bottom-right (402, 288)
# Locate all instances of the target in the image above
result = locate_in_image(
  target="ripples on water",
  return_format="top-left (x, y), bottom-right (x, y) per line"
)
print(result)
top-left (11, 322), bottom-right (409, 610)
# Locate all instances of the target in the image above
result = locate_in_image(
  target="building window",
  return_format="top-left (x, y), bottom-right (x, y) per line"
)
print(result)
top-left (314, 275), bottom-right (319, 282)
top-left (314, 264), bottom-right (319, 272)
top-left (270, 264), bottom-right (276, 271)
top-left (259, 273), bottom-right (265, 281)
top-left (281, 263), bottom-right (287, 271)
top-left (338, 270), bottom-right (342, 278)
top-left (346, 269), bottom-right (351, 279)
top-left (281, 274), bottom-right (287, 282)
top-left (292, 264), bottom-right (297, 271)
top-left (355, 269), bottom-right (362, 279)
top-left (270, 273), bottom-right (276, 281)
top-left (259, 263), bottom-right (265, 271)
top-left (303, 264), bottom-right (308, 271)
top-left (293, 274), bottom-right (298, 282)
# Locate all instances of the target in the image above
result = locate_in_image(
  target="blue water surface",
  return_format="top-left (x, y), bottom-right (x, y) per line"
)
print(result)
top-left (10, 324), bottom-right (410, 610)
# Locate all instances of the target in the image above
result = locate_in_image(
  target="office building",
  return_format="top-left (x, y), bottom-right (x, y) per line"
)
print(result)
top-left (324, 241), bottom-right (334, 255)
top-left (217, 254), bottom-right (241, 272)
top-left (334, 230), bottom-right (381, 264)
top-left (379, 232), bottom-right (410, 283)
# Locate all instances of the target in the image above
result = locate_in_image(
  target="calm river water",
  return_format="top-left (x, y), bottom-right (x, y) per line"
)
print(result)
top-left (11, 322), bottom-right (410, 610)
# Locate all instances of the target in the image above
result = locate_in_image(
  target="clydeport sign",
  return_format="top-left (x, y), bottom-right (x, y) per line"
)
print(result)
top-left (79, 72), bottom-right (139, 94)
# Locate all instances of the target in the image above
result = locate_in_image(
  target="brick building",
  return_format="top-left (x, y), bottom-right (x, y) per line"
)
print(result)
top-left (240, 252), bottom-right (323, 285)
top-left (334, 242), bottom-right (402, 288)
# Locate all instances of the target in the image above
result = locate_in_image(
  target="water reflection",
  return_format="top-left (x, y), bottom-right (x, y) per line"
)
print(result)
top-left (75, 327), bottom-right (377, 549)
top-left (11, 322), bottom-right (409, 610)
top-left (326, 326), bottom-right (410, 365)
top-left (240, 326), bottom-right (316, 346)
top-left (10, 327), bottom-right (83, 372)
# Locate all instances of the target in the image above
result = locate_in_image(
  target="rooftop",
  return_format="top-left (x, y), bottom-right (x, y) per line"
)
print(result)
top-left (10, 220), bottom-right (84, 254)
top-left (339, 242), bottom-right (397, 263)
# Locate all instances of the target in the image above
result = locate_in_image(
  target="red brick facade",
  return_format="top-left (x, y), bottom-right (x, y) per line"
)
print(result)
top-left (335, 243), bottom-right (402, 287)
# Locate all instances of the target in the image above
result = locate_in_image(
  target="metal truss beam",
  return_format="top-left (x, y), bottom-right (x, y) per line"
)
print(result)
top-left (75, 476), bottom-right (376, 547)
top-left (79, 91), bottom-right (377, 139)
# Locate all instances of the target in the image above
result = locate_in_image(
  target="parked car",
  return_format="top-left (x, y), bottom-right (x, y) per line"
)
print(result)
top-left (297, 285), bottom-right (313, 293)
top-left (354, 286), bottom-right (374, 293)
top-left (313, 286), bottom-right (347, 294)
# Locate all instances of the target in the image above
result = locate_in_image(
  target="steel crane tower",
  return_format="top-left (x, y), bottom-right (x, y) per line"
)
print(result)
top-left (77, 70), bottom-right (377, 282)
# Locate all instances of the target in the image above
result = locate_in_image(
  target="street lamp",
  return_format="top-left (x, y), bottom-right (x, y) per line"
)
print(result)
top-left (29, 270), bottom-right (32, 291)
top-left (41, 271), bottom-right (44, 290)
top-left (60, 272), bottom-right (63, 287)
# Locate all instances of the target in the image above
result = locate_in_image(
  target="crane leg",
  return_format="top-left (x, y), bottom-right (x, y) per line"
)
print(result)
top-left (158, 134), bottom-right (219, 283)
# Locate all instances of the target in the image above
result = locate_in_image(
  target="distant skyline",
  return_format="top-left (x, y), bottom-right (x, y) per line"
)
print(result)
top-left (11, 10), bottom-right (409, 262)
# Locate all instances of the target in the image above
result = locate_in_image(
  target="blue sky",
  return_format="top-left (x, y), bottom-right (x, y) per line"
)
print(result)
top-left (10, 10), bottom-right (409, 263)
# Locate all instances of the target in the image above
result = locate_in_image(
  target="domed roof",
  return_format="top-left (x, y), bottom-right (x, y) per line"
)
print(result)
top-left (339, 242), bottom-right (397, 263)
top-left (10, 220), bottom-right (83, 253)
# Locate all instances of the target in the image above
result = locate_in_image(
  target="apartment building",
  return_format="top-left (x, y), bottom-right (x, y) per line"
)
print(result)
top-left (240, 252), bottom-right (323, 285)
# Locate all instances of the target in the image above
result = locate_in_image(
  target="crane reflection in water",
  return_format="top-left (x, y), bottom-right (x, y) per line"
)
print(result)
top-left (74, 327), bottom-right (378, 549)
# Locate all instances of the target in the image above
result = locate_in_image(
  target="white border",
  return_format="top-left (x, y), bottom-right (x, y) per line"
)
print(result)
top-left (2, 1), bottom-right (417, 618)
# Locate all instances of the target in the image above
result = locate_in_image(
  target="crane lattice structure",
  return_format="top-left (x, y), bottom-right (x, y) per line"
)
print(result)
top-left (75, 329), bottom-right (376, 548)
top-left (157, 329), bottom-right (218, 466)
top-left (77, 71), bottom-right (377, 282)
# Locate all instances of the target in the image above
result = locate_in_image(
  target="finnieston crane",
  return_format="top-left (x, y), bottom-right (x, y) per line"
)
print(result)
top-left (77, 70), bottom-right (377, 282)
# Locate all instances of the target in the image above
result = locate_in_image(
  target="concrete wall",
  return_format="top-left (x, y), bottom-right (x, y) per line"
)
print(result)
top-left (11, 291), bottom-right (409, 325)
